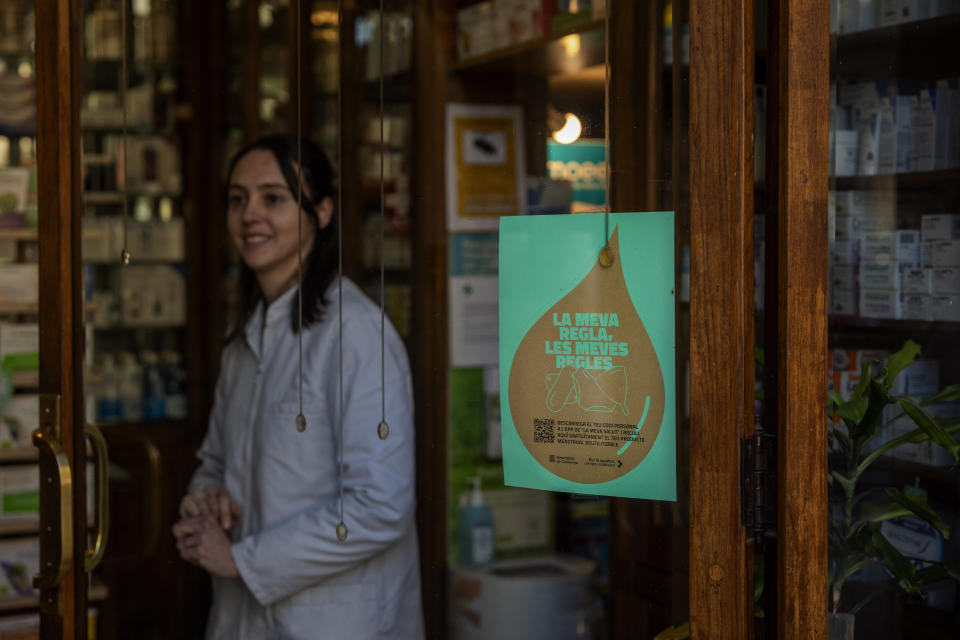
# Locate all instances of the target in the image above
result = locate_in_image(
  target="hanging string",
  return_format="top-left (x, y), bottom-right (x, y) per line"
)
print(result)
top-left (599, 0), bottom-right (613, 269)
top-left (335, 0), bottom-right (348, 543)
top-left (295, 0), bottom-right (307, 434)
top-left (120, 0), bottom-right (130, 265)
top-left (376, 0), bottom-right (389, 441)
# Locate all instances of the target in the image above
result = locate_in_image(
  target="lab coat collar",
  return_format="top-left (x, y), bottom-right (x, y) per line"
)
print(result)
top-left (244, 285), bottom-right (299, 360)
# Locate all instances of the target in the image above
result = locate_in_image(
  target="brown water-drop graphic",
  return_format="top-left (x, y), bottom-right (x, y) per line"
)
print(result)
top-left (508, 226), bottom-right (666, 483)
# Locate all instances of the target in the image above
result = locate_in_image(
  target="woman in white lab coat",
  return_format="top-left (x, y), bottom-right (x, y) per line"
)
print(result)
top-left (172, 135), bottom-right (423, 639)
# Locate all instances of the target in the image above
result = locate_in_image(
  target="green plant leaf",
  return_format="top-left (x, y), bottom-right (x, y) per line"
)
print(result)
top-left (852, 380), bottom-right (892, 443)
top-left (754, 346), bottom-right (764, 366)
top-left (853, 505), bottom-right (910, 533)
top-left (830, 390), bottom-right (845, 412)
top-left (857, 418), bottom-right (960, 477)
top-left (884, 340), bottom-right (921, 388)
top-left (921, 383), bottom-right (960, 406)
top-left (884, 488), bottom-right (951, 539)
top-left (851, 363), bottom-right (873, 401)
top-left (831, 427), bottom-right (852, 457)
top-left (831, 471), bottom-right (855, 495)
top-left (836, 397), bottom-right (869, 424)
top-left (899, 399), bottom-right (960, 463)
top-left (914, 560), bottom-right (960, 586)
top-left (870, 531), bottom-right (921, 596)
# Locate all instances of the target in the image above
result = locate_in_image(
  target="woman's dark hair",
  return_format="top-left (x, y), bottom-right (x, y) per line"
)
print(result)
top-left (224, 134), bottom-right (338, 341)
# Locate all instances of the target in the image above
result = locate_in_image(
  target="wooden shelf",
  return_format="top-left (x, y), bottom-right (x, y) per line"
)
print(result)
top-left (89, 321), bottom-right (187, 331)
top-left (452, 19), bottom-right (605, 75)
top-left (0, 519), bottom-right (41, 537)
top-left (11, 370), bottom-right (38, 390)
top-left (81, 123), bottom-right (177, 136)
top-left (0, 583), bottom-right (108, 613)
top-left (0, 303), bottom-right (37, 315)
top-left (829, 315), bottom-right (960, 334)
top-left (0, 229), bottom-right (37, 241)
top-left (835, 13), bottom-right (960, 53)
top-left (83, 190), bottom-right (182, 206)
top-left (832, 169), bottom-right (960, 191)
top-left (0, 449), bottom-right (37, 464)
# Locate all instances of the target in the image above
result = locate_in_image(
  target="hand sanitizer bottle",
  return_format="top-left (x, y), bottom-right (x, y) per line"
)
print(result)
top-left (458, 477), bottom-right (494, 567)
top-left (119, 351), bottom-right (144, 422)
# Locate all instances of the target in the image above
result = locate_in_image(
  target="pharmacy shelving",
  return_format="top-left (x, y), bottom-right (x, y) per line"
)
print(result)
top-left (451, 18), bottom-right (604, 72)
top-left (0, 583), bottom-right (108, 614)
top-left (827, 4), bottom-right (960, 636)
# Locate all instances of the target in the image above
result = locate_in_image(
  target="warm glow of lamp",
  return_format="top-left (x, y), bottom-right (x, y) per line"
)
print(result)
top-left (552, 113), bottom-right (582, 144)
top-left (561, 34), bottom-right (581, 57)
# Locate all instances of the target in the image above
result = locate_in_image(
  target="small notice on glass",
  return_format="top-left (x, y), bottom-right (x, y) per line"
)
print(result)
top-left (499, 212), bottom-right (676, 501)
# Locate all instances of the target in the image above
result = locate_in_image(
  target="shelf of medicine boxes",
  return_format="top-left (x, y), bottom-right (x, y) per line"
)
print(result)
top-left (82, 190), bottom-right (183, 206)
top-left (451, 18), bottom-right (605, 75)
top-left (0, 583), bottom-right (108, 614)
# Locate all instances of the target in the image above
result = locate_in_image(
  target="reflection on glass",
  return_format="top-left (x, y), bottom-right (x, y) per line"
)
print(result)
top-left (445, 1), bottom-right (690, 638)
top-left (828, 3), bottom-right (960, 637)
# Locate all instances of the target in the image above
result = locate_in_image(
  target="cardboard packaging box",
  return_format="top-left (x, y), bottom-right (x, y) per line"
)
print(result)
top-left (922, 214), bottom-right (960, 242)
top-left (0, 323), bottom-right (38, 371)
top-left (830, 240), bottom-right (859, 266)
top-left (903, 268), bottom-right (934, 294)
top-left (831, 348), bottom-right (889, 372)
top-left (932, 240), bottom-right (960, 267)
top-left (860, 288), bottom-right (902, 318)
top-left (931, 294), bottom-right (960, 321)
top-left (859, 230), bottom-right (921, 265)
top-left (119, 265), bottom-right (186, 326)
top-left (901, 294), bottom-right (934, 321)
top-left (0, 265), bottom-right (38, 307)
top-left (859, 261), bottom-right (903, 290)
top-left (0, 537), bottom-right (38, 599)
top-left (0, 395), bottom-right (38, 452)
top-left (932, 268), bottom-right (960, 294)
top-left (831, 264), bottom-right (858, 290)
top-left (831, 287), bottom-right (858, 315)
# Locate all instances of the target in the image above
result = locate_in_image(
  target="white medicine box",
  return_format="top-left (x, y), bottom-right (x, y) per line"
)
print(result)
top-left (922, 214), bottom-right (960, 242)
top-left (0, 537), bottom-right (39, 599)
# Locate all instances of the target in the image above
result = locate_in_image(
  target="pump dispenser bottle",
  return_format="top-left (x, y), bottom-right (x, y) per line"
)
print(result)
top-left (458, 477), bottom-right (494, 567)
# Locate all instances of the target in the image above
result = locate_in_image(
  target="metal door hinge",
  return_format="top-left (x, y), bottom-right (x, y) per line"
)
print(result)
top-left (742, 432), bottom-right (776, 544)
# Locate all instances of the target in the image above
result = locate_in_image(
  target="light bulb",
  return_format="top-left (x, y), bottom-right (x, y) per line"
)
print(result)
top-left (552, 114), bottom-right (582, 145)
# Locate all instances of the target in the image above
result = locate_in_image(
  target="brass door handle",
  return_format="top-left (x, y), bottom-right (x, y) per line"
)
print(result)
top-left (84, 423), bottom-right (110, 572)
top-left (32, 428), bottom-right (74, 589)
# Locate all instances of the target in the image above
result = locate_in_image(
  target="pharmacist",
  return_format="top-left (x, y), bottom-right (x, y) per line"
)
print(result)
top-left (172, 135), bottom-right (423, 639)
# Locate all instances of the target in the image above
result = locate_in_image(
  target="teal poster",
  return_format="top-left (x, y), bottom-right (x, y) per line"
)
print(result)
top-left (499, 212), bottom-right (676, 500)
top-left (547, 140), bottom-right (606, 209)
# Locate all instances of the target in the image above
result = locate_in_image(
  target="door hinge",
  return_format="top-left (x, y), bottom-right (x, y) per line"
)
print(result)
top-left (742, 432), bottom-right (777, 544)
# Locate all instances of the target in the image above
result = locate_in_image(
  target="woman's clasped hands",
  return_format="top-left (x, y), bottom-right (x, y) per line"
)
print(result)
top-left (172, 485), bottom-right (242, 578)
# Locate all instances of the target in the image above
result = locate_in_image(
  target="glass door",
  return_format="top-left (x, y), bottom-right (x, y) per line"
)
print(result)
top-left (825, 2), bottom-right (960, 638)
top-left (23, 0), bottom-right (828, 637)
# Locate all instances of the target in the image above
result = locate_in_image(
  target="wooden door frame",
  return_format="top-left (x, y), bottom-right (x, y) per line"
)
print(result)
top-left (35, 0), bottom-right (86, 637)
top-left (772, 0), bottom-right (830, 637)
top-left (688, 0), bottom-right (756, 637)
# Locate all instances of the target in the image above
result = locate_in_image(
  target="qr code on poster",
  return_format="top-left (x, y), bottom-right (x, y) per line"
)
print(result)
top-left (534, 418), bottom-right (555, 443)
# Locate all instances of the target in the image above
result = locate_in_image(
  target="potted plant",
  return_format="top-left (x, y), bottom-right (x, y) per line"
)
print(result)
top-left (828, 340), bottom-right (960, 636)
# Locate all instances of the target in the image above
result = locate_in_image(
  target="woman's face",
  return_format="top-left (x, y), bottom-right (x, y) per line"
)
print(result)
top-left (227, 150), bottom-right (325, 298)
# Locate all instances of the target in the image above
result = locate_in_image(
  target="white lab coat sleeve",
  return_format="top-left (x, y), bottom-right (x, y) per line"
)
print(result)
top-left (231, 319), bottom-right (416, 606)
top-left (187, 351), bottom-right (232, 493)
